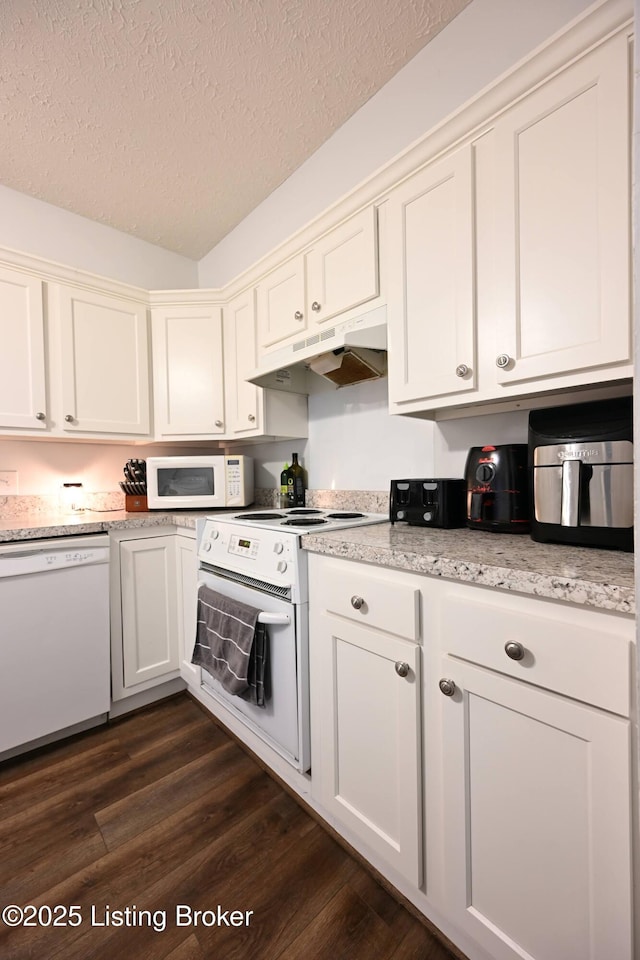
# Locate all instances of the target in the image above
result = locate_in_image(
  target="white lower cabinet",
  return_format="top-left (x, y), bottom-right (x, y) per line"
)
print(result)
top-left (308, 554), bottom-right (635, 960)
top-left (438, 656), bottom-right (632, 960)
top-left (110, 529), bottom-right (181, 701)
top-left (309, 556), bottom-right (423, 886)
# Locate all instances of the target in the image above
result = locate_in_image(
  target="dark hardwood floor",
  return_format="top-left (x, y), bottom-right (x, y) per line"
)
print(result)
top-left (0, 694), bottom-right (460, 960)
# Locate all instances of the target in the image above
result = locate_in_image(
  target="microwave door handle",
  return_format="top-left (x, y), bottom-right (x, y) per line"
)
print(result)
top-left (561, 459), bottom-right (581, 526)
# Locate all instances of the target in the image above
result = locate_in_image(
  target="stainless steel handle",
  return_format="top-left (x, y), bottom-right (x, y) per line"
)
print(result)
top-left (35, 412), bottom-right (46, 421)
top-left (294, 310), bottom-right (303, 320)
top-left (351, 595), bottom-right (365, 610)
top-left (248, 414), bottom-right (256, 422)
top-left (496, 354), bottom-right (512, 369)
top-left (561, 460), bottom-right (580, 527)
top-left (215, 419), bottom-right (223, 427)
top-left (395, 661), bottom-right (410, 678)
top-left (505, 641), bottom-right (525, 661)
top-left (455, 364), bottom-right (470, 378)
top-left (439, 678), bottom-right (456, 697)
top-left (311, 301), bottom-right (321, 312)
top-left (64, 414), bottom-right (74, 423)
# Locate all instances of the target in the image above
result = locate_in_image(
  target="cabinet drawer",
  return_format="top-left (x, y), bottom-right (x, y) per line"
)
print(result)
top-left (322, 562), bottom-right (419, 641)
top-left (442, 586), bottom-right (631, 716)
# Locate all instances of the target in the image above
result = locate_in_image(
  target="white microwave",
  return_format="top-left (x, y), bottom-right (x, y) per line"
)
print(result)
top-left (146, 456), bottom-right (254, 510)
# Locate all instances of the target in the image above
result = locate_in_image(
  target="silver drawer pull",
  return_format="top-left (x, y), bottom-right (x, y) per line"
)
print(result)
top-left (395, 661), bottom-right (410, 678)
top-left (505, 641), bottom-right (525, 661)
top-left (439, 678), bottom-right (456, 697)
top-left (350, 595), bottom-right (365, 610)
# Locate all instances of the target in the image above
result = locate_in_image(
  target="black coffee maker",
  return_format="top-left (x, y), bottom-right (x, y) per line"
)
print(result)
top-left (464, 444), bottom-right (530, 533)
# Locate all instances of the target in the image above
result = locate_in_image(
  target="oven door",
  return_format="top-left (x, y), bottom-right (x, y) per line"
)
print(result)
top-left (197, 568), bottom-right (309, 771)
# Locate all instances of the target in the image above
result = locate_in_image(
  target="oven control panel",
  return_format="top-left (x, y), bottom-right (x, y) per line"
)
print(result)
top-left (196, 518), bottom-right (304, 598)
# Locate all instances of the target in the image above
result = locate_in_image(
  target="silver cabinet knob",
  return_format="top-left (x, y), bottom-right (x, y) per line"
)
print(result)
top-left (311, 301), bottom-right (321, 312)
top-left (350, 595), bottom-right (365, 610)
top-left (505, 641), bottom-right (525, 661)
top-left (248, 414), bottom-right (256, 422)
top-left (215, 419), bottom-right (223, 427)
top-left (455, 364), bottom-right (470, 378)
top-left (64, 414), bottom-right (74, 423)
top-left (439, 678), bottom-right (456, 697)
top-left (395, 661), bottom-right (410, 678)
top-left (496, 354), bottom-right (512, 369)
top-left (35, 412), bottom-right (46, 421)
top-left (294, 310), bottom-right (303, 320)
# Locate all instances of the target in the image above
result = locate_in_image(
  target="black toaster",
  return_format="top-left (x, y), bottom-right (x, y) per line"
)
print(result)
top-left (390, 479), bottom-right (466, 528)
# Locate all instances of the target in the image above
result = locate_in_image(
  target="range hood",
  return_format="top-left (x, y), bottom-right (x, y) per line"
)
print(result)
top-left (248, 306), bottom-right (387, 392)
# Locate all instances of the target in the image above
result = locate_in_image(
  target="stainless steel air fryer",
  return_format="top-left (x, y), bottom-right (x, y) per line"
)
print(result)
top-left (528, 396), bottom-right (633, 552)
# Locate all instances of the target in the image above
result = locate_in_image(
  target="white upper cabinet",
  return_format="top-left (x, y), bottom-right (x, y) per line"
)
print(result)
top-left (224, 288), bottom-right (309, 440)
top-left (387, 146), bottom-right (476, 405)
top-left (152, 303), bottom-right (225, 440)
top-left (57, 284), bottom-right (150, 436)
top-left (223, 288), bottom-right (261, 437)
top-left (0, 266), bottom-right (47, 431)
top-left (387, 19), bottom-right (632, 418)
top-left (257, 206), bottom-right (379, 354)
top-left (492, 31), bottom-right (630, 385)
top-left (305, 205), bottom-right (378, 326)
top-left (256, 256), bottom-right (307, 350)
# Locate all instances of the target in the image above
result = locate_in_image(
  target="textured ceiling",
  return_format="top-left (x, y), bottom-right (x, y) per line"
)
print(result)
top-left (1, 0), bottom-right (470, 260)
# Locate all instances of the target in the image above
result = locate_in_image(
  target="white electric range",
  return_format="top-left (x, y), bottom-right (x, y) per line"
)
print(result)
top-left (195, 507), bottom-right (388, 770)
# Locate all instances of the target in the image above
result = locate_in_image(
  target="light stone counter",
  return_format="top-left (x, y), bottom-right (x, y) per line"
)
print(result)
top-left (301, 522), bottom-right (636, 615)
top-left (0, 510), bottom-right (206, 543)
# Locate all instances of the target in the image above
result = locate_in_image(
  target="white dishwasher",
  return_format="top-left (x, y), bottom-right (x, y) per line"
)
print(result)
top-left (0, 534), bottom-right (110, 757)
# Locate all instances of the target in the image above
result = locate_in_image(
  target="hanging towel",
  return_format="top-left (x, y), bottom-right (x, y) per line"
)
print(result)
top-left (192, 584), bottom-right (268, 707)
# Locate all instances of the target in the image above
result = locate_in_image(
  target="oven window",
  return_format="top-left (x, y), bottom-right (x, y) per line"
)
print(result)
top-left (157, 468), bottom-right (215, 497)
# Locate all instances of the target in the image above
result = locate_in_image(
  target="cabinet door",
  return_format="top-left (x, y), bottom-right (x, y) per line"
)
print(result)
top-left (0, 266), bottom-right (47, 430)
top-left (176, 534), bottom-right (199, 685)
top-left (58, 285), bottom-right (150, 435)
top-left (305, 206), bottom-right (378, 325)
top-left (492, 33), bottom-right (630, 384)
top-left (223, 289), bottom-right (262, 437)
top-left (152, 304), bottom-right (225, 439)
top-left (120, 536), bottom-right (179, 689)
top-left (314, 614), bottom-right (422, 885)
top-left (438, 657), bottom-right (632, 960)
top-left (256, 256), bottom-right (306, 351)
top-left (387, 146), bottom-right (476, 405)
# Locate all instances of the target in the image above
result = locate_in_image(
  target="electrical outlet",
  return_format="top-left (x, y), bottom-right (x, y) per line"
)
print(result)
top-left (0, 471), bottom-right (18, 495)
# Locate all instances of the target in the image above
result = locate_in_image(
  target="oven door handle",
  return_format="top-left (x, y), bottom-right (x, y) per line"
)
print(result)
top-left (197, 583), bottom-right (290, 626)
top-left (257, 612), bottom-right (290, 625)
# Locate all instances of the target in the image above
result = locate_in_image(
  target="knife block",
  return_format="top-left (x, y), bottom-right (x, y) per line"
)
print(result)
top-left (125, 494), bottom-right (148, 512)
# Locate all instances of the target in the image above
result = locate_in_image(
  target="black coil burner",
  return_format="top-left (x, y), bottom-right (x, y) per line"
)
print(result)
top-left (286, 509), bottom-right (323, 515)
top-left (325, 512), bottom-right (366, 519)
top-left (283, 517), bottom-right (329, 527)
top-left (234, 512), bottom-right (285, 521)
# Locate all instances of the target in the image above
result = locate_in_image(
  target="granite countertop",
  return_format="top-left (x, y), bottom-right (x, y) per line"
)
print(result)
top-left (301, 522), bottom-right (636, 615)
top-left (0, 509), bottom-right (635, 615)
top-left (0, 510), bottom-right (204, 542)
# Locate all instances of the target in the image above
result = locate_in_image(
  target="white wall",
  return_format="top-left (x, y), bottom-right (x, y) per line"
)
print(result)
top-left (198, 0), bottom-right (594, 492)
top-left (0, 438), bottom-right (204, 497)
top-left (0, 184), bottom-right (198, 290)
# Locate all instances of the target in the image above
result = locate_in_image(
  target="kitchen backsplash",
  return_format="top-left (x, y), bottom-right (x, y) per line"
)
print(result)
top-left (0, 488), bottom-right (389, 519)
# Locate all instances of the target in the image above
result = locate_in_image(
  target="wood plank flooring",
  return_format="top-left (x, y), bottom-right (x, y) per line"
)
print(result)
top-left (0, 694), bottom-right (461, 960)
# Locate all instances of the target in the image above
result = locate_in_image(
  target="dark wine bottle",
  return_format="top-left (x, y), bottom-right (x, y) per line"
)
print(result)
top-left (287, 452), bottom-right (305, 506)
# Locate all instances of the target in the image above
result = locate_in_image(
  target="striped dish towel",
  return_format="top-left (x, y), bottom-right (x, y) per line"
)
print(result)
top-left (192, 584), bottom-right (268, 707)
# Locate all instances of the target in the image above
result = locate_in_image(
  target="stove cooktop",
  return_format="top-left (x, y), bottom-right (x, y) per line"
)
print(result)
top-left (215, 507), bottom-right (388, 534)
